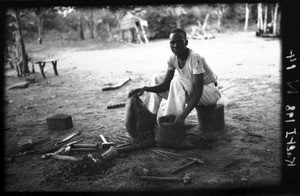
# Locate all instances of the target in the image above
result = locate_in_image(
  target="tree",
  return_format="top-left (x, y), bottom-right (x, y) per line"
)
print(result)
top-left (78, 9), bottom-right (85, 40)
top-left (273, 3), bottom-right (280, 35)
top-left (32, 8), bottom-right (58, 44)
top-left (256, 3), bottom-right (280, 36)
top-left (7, 9), bottom-right (30, 76)
top-left (90, 8), bottom-right (94, 39)
top-left (32, 8), bottom-right (45, 44)
top-left (257, 3), bottom-right (263, 33)
top-left (263, 4), bottom-right (268, 33)
top-left (244, 3), bottom-right (249, 30)
top-left (213, 4), bottom-right (226, 33)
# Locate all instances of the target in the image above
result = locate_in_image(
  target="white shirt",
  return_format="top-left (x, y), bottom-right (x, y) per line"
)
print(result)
top-left (167, 49), bottom-right (217, 85)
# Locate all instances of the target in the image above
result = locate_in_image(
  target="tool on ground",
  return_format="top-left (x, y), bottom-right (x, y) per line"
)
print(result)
top-left (171, 158), bottom-right (204, 174)
top-left (88, 153), bottom-right (98, 163)
top-left (100, 134), bottom-right (115, 149)
top-left (101, 146), bottom-right (118, 161)
top-left (154, 149), bottom-right (183, 157)
top-left (52, 154), bottom-right (82, 161)
top-left (70, 148), bottom-right (98, 152)
top-left (55, 131), bottom-right (80, 146)
top-left (116, 143), bottom-right (132, 149)
top-left (41, 140), bottom-right (81, 159)
top-left (149, 149), bottom-right (170, 159)
top-left (72, 143), bottom-right (99, 148)
top-left (139, 174), bottom-right (191, 185)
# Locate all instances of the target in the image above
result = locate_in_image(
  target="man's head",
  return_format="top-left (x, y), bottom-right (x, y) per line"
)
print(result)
top-left (169, 28), bottom-right (188, 56)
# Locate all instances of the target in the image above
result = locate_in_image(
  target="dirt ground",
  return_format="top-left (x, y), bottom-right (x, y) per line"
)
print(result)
top-left (4, 32), bottom-right (282, 192)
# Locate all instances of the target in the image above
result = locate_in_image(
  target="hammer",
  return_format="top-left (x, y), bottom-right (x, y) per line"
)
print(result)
top-left (100, 134), bottom-right (115, 149)
top-left (172, 158), bottom-right (203, 174)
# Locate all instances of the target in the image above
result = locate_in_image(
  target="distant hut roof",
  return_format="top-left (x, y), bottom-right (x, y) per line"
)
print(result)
top-left (119, 12), bottom-right (148, 30)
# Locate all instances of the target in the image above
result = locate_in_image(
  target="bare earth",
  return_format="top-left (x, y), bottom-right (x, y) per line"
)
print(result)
top-left (4, 32), bottom-right (282, 191)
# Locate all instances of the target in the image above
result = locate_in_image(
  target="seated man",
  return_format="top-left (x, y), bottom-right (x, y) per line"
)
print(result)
top-left (129, 28), bottom-right (221, 128)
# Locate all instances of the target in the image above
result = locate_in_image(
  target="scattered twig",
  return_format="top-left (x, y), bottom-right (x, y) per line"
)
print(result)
top-left (107, 103), bottom-right (125, 109)
top-left (149, 149), bottom-right (170, 159)
top-left (220, 85), bottom-right (236, 93)
top-left (117, 135), bottom-right (132, 142)
top-left (154, 149), bottom-right (183, 157)
top-left (8, 81), bottom-right (30, 90)
top-left (146, 152), bottom-right (155, 159)
top-left (247, 132), bottom-right (263, 138)
top-left (102, 78), bottom-right (131, 91)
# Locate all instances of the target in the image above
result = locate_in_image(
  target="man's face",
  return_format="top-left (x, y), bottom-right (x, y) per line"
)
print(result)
top-left (169, 32), bottom-right (188, 56)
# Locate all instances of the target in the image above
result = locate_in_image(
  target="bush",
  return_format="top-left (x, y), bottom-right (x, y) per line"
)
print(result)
top-left (144, 8), bottom-right (177, 40)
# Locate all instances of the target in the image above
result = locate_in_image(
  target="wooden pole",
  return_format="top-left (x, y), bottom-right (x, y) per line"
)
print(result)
top-left (273, 3), bottom-right (279, 35)
top-left (202, 13), bottom-right (210, 32)
top-left (257, 3), bottom-right (263, 32)
top-left (134, 24), bottom-right (143, 44)
top-left (244, 3), bottom-right (249, 31)
top-left (90, 8), bottom-right (94, 39)
top-left (140, 24), bottom-right (149, 44)
top-left (263, 4), bottom-right (268, 33)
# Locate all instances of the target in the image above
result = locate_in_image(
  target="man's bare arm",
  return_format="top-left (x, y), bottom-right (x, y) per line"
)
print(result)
top-left (144, 70), bottom-right (175, 93)
top-left (128, 70), bottom-right (175, 97)
top-left (177, 73), bottom-right (204, 123)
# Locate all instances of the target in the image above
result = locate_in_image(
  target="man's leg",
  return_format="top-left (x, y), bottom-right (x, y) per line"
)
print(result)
top-left (163, 77), bottom-right (193, 116)
top-left (198, 83), bottom-right (221, 106)
top-left (141, 73), bottom-right (168, 114)
top-left (163, 80), bottom-right (221, 116)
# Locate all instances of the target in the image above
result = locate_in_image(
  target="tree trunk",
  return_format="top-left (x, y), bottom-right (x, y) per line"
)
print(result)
top-left (277, 9), bottom-right (281, 35)
top-left (15, 9), bottom-right (29, 76)
top-left (37, 15), bottom-right (43, 44)
top-left (173, 7), bottom-right (182, 28)
top-left (202, 13), bottom-right (210, 32)
top-left (244, 3), bottom-right (249, 31)
top-left (215, 5), bottom-right (223, 33)
top-left (273, 3), bottom-right (279, 35)
top-left (263, 4), bottom-right (268, 33)
top-left (78, 11), bottom-right (85, 40)
top-left (257, 3), bottom-right (263, 32)
top-left (176, 18), bottom-right (182, 29)
top-left (90, 8), bottom-right (94, 39)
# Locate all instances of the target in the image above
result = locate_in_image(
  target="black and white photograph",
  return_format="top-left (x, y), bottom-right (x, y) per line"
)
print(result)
top-left (2, 1), bottom-right (299, 193)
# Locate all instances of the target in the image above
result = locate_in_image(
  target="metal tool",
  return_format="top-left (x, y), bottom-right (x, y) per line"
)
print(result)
top-left (70, 148), bottom-right (98, 152)
top-left (41, 140), bottom-right (81, 159)
top-left (100, 134), bottom-right (115, 149)
top-left (55, 131), bottom-right (80, 146)
top-left (139, 174), bottom-right (191, 185)
top-left (72, 143), bottom-right (99, 148)
top-left (171, 158), bottom-right (204, 174)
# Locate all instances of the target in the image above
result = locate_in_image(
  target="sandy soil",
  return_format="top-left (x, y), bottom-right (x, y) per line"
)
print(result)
top-left (4, 32), bottom-right (282, 191)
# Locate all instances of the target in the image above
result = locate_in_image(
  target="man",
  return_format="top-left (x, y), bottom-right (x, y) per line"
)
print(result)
top-left (129, 28), bottom-right (221, 128)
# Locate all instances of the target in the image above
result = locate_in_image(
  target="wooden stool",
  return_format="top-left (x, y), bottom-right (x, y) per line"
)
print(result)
top-left (195, 104), bottom-right (225, 132)
top-left (35, 59), bottom-right (59, 78)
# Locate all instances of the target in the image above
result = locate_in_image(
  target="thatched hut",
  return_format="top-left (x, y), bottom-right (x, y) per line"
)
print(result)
top-left (119, 12), bottom-right (149, 44)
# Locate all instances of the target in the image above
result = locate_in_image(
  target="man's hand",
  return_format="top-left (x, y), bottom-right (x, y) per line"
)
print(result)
top-left (174, 116), bottom-right (185, 129)
top-left (128, 87), bottom-right (144, 98)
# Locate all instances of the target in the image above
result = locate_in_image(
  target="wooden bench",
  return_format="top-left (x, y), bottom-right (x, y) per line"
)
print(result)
top-left (34, 59), bottom-right (59, 78)
top-left (195, 103), bottom-right (225, 132)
